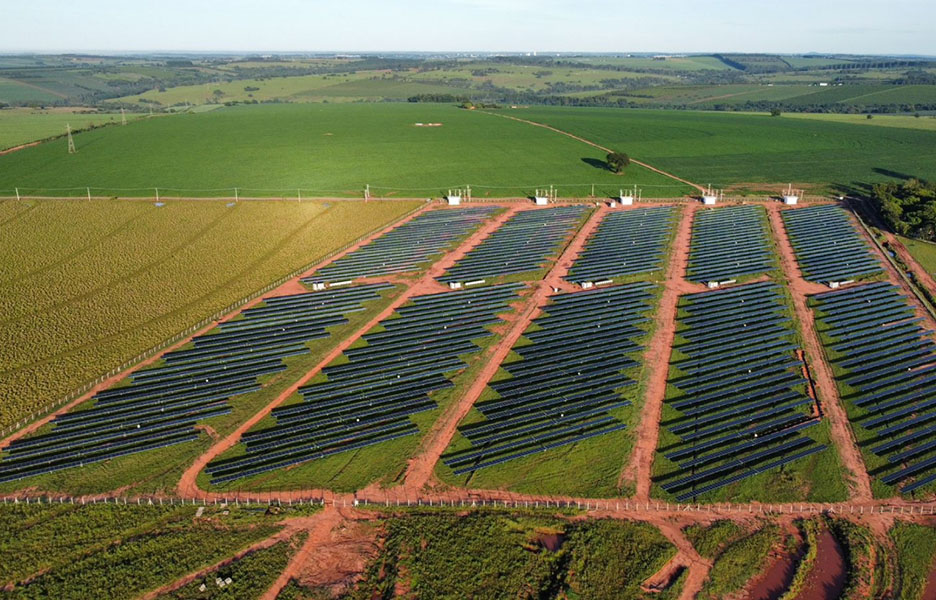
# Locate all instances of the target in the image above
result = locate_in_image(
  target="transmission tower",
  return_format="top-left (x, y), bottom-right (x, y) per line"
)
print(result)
top-left (66, 123), bottom-right (77, 154)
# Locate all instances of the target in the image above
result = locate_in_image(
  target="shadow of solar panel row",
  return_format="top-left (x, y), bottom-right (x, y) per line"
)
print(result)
top-left (305, 206), bottom-right (496, 283)
top-left (0, 284), bottom-right (393, 484)
top-left (437, 205), bottom-right (588, 284)
top-left (441, 283), bottom-right (654, 475)
top-left (566, 206), bottom-right (677, 282)
top-left (658, 282), bottom-right (825, 502)
top-left (810, 283), bottom-right (936, 494)
top-left (204, 283), bottom-right (523, 484)
top-left (686, 205), bottom-right (773, 283)
top-left (782, 204), bottom-right (883, 283)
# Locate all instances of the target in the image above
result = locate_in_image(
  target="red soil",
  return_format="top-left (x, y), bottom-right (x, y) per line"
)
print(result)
top-left (179, 206), bottom-right (521, 499)
top-left (792, 528), bottom-right (847, 600)
top-left (746, 550), bottom-right (799, 600)
top-left (400, 205), bottom-right (600, 492)
top-left (0, 141), bottom-right (41, 156)
top-left (768, 204), bottom-right (873, 501)
top-left (626, 202), bottom-right (703, 499)
top-left (0, 203), bottom-right (434, 452)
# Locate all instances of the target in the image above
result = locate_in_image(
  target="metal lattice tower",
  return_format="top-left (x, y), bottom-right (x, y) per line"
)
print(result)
top-left (66, 123), bottom-right (76, 154)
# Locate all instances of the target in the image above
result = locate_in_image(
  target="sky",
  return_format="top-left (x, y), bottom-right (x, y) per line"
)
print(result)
top-left (3, 0), bottom-right (935, 56)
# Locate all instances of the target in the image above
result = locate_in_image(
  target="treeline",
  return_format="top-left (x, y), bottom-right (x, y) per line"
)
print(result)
top-left (872, 178), bottom-right (936, 241)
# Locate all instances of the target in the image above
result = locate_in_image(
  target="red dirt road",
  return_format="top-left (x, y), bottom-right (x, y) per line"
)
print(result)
top-left (626, 202), bottom-right (702, 499)
top-left (178, 206), bottom-right (521, 498)
top-left (402, 206), bottom-right (607, 491)
top-left (0, 202), bottom-right (434, 452)
top-left (767, 204), bottom-right (873, 501)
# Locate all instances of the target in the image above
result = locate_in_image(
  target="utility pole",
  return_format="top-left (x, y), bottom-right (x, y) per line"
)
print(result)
top-left (66, 123), bottom-right (76, 154)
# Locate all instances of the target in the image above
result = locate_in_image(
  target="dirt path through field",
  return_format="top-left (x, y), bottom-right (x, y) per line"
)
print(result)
top-left (260, 506), bottom-right (346, 600)
top-left (625, 202), bottom-right (702, 499)
top-left (653, 519), bottom-right (712, 600)
top-left (767, 204), bottom-right (873, 501)
top-left (401, 206), bottom-right (607, 491)
top-left (478, 110), bottom-right (705, 194)
top-left (178, 206), bottom-right (521, 498)
top-left (139, 514), bottom-right (323, 600)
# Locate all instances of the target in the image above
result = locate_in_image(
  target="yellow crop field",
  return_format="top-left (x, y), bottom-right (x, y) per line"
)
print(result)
top-left (0, 198), bottom-right (418, 432)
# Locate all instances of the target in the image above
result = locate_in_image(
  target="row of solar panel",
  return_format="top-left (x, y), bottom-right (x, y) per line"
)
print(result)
top-left (658, 282), bottom-right (825, 502)
top-left (811, 282), bottom-right (936, 494)
top-left (441, 282), bottom-right (654, 475)
top-left (687, 205), bottom-right (773, 283)
top-left (204, 284), bottom-right (523, 484)
top-left (782, 204), bottom-right (883, 284)
top-left (0, 284), bottom-right (393, 484)
top-left (567, 206), bottom-right (677, 282)
top-left (307, 206), bottom-right (496, 283)
top-left (437, 205), bottom-right (588, 284)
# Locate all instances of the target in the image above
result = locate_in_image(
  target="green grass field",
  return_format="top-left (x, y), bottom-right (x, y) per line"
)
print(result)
top-left (0, 198), bottom-right (417, 436)
top-left (119, 73), bottom-right (472, 106)
top-left (345, 512), bottom-right (679, 600)
top-left (503, 106), bottom-right (936, 192)
top-left (0, 108), bottom-right (142, 150)
top-left (898, 235), bottom-right (936, 273)
top-left (0, 103), bottom-right (693, 199)
top-left (785, 112), bottom-right (936, 132)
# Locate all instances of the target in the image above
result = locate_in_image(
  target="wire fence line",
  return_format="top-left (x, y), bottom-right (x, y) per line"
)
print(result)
top-left (0, 202), bottom-right (426, 442)
top-left (2, 494), bottom-right (936, 518)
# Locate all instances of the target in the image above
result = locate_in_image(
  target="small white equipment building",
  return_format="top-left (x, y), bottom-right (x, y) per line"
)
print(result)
top-left (782, 184), bottom-right (802, 206)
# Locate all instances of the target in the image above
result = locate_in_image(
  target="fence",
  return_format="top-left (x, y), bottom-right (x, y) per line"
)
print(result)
top-left (3, 493), bottom-right (936, 518)
top-left (0, 202), bottom-right (426, 441)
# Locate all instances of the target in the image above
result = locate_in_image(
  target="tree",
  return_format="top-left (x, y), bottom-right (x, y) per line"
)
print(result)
top-left (606, 152), bottom-right (630, 174)
top-left (770, 108), bottom-right (782, 117)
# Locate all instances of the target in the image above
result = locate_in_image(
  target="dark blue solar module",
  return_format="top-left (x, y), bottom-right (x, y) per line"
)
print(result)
top-left (567, 206), bottom-right (677, 282)
top-left (438, 205), bottom-right (588, 284)
top-left (204, 283), bottom-right (523, 484)
top-left (307, 206), bottom-right (497, 283)
top-left (0, 283), bottom-right (393, 484)
top-left (441, 282), bottom-right (655, 475)
top-left (782, 205), bottom-right (883, 283)
top-left (686, 205), bottom-right (774, 284)
top-left (810, 282), bottom-right (936, 494)
top-left (656, 281), bottom-right (826, 501)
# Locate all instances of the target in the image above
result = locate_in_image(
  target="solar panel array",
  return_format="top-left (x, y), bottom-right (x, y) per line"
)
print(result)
top-left (437, 205), bottom-right (587, 284)
top-left (306, 207), bottom-right (496, 283)
top-left (442, 283), bottom-right (653, 475)
top-left (566, 206), bottom-right (678, 283)
top-left (811, 282), bottom-right (936, 494)
top-left (205, 283), bottom-right (522, 484)
top-left (658, 281), bottom-right (826, 502)
top-left (782, 205), bottom-right (883, 283)
top-left (687, 205), bottom-right (773, 283)
top-left (0, 284), bottom-right (392, 484)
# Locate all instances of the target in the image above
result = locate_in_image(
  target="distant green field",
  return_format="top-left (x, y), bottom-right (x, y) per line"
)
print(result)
top-left (505, 106), bottom-right (936, 191)
top-left (0, 103), bottom-right (694, 198)
top-left (0, 108), bottom-right (136, 150)
top-left (785, 112), bottom-right (936, 132)
top-left (0, 77), bottom-right (65, 103)
top-left (573, 55), bottom-right (731, 71)
top-left (120, 73), bottom-right (471, 105)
